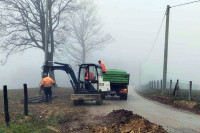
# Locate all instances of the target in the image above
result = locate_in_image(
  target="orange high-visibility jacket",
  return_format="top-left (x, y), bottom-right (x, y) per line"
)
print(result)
top-left (85, 71), bottom-right (94, 80)
top-left (100, 62), bottom-right (107, 72)
top-left (40, 77), bottom-right (55, 87)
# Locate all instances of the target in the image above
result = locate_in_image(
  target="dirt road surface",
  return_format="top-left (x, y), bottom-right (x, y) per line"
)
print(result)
top-left (84, 87), bottom-right (200, 133)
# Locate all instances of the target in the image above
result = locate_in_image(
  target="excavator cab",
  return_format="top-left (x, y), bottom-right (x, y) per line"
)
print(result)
top-left (42, 62), bottom-right (103, 105)
top-left (70, 64), bottom-right (103, 105)
top-left (78, 64), bottom-right (101, 93)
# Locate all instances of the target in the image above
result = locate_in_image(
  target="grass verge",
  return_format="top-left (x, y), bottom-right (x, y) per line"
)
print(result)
top-left (137, 89), bottom-right (200, 115)
top-left (0, 113), bottom-right (67, 133)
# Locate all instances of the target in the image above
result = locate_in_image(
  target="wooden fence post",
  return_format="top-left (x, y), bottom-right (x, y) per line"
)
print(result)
top-left (176, 79), bottom-right (179, 97)
top-left (3, 85), bottom-right (10, 127)
top-left (173, 79), bottom-right (180, 96)
top-left (169, 79), bottom-right (172, 94)
top-left (189, 81), bottom-right (192, 101)
top-left (157, 80), bottom-right (159, 89)
top-left (161, 80), bottom-right (163, 90)
top-left (149, 81), bottom-right (151, 89)
top-left (150, 81), bottom-right (151, 89)
top-left (24, 84), bottom-right (28, 116)
top-left (149, 82), bottom-right (150, 89)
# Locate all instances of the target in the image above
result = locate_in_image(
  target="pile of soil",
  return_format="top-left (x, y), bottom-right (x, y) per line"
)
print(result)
top-left (91, 109), bottom-right (167, 133)
top-left (106, 109), bottom-right (135, 124)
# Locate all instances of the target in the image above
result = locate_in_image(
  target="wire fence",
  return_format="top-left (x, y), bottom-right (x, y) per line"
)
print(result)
top-left (144, 79), bottom-right (200, 102)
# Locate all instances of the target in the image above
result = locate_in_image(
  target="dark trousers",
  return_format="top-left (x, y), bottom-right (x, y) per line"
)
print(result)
top-left (44, 87), bottom-right (52, 103)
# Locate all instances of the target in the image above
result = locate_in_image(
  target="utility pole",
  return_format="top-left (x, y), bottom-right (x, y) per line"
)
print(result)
top-left (44, 0), bottom-right (49, 66)
top-left (163, 5), bottom-right (170, 92)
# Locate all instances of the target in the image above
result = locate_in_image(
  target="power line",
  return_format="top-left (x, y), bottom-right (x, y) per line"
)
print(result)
top-left (171, 0), bottom-right (200, 8)
top-left (143, 12), bottom-right (166, 63)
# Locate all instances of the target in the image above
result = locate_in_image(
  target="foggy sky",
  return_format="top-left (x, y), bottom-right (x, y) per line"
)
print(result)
top-left (0, 0), bottom-right (200, 89)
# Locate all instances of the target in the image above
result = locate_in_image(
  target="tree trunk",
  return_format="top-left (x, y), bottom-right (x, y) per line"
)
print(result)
top-left (48, 52), bottom-right (55, 80)
top-left (82, 42), bottom-right (86, 64)
top-left (48, 0), bottom-right (56, 83)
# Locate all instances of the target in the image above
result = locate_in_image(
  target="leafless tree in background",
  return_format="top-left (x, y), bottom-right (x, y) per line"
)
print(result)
top-left (0, 0), bottom-right (77, 80)
top-left (57, 0), bottom-right (112, 64)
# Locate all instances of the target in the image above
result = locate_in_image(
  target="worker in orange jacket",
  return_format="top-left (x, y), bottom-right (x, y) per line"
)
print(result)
top-left (85, 70), bottom-right (95, 80)
top-left (40, 73), bottom-right (56, 103)
top-left (98, 60), bottom-right (107, 73)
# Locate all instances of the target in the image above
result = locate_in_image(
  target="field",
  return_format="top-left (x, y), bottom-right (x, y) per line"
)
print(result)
top-left (137, 89), bottom-right (200, 115)
top-left (0, 88), bottom-right (167, 133)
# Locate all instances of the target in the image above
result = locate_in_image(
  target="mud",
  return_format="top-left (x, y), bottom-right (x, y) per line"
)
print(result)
top-left (91, 109), bottom-right (167, 133)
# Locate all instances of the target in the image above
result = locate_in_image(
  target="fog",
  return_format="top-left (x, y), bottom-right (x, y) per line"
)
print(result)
top-left (0, 0), bottom-right (200, 90)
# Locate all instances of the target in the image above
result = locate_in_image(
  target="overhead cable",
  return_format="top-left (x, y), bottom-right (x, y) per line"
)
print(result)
top-left (171, 0), bottom-right (200, 8)
top-left (143, 12), bottom-right (166, 63)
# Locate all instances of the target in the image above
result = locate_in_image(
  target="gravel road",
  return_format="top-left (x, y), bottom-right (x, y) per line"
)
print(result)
top-left (85, 87), bottom-right (200, 133)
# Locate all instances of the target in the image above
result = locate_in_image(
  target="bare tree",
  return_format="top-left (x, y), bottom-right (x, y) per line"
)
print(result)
top-left (57, 0), bottom-right (112, 64)
top-left (0, 0), bottom-right (76, 80)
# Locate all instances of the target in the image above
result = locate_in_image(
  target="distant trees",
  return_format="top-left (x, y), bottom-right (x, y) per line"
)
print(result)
top-left (57, 0), bottom-right (112, 64)
top-left (0, 0), bottom-right (76, 79)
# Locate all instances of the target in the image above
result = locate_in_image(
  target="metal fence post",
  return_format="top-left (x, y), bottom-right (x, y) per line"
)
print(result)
top-left (161, 80), bottom-right (163, 90)
top-left (24, 84), bottom-right (28, 116)
top-left (189, 81), bottom-right (192, 101)
top-left (3, 85), bottom-right (10, 127)
top-left (152, 80), bottom-right (153, 89)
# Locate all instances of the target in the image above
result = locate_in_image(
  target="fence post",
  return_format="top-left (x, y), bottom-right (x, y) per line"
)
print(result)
top-left (189, 81), bottom-right (192, 101)
top-left (24, 84), bottom-right (28, 116)
top-left (3, 85), bottom-right (10, 127)
top-left (149, 82), bottom-right (150, 89)
top-left (177, 79), bottom-right (179, 96)
top-left (153, 80), bottom-right (155, 89)
top-left (153, 81), bottom-right (154, 89)
top-left (161, 80), bottom-right (163, 90)
top-left (170, 80), bottom-right (172, 90)
top-left (149, 81), bottom-right (151, 89)
top-left (152, 80), bottom-right (153, 89)
top-left (175, 79), bottom-right (179, 96)
top-left (169, 79), bottom-right (172, 94)
top-left (157, 80), bottom-right (159, 89)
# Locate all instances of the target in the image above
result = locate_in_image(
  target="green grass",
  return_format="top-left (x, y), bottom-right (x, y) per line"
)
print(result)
top-left (0, 122), bottom-right (51, 133)
top-left (0, 113), bottom-right (67, 133)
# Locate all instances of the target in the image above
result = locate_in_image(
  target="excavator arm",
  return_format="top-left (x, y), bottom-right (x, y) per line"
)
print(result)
top-left (42, 62), bottom-right (78, 91)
